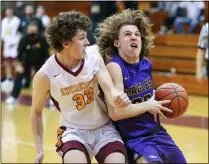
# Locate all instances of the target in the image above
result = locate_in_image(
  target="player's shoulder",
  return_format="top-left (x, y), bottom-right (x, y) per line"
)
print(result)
top-left (86, 45), bottom-right (100, 56)
top-left (33, 68), bottom-right (49, 83)
top-left (142, 57), bottom-right (152, 64)
top-left (42, 54), bottom-right (55, 66)
top-left (40, 55), bottom-right (56, 73)
top-left (107, 57), bottom-right (123, 75)
top-left (107, 61), bottom-right (121, 70)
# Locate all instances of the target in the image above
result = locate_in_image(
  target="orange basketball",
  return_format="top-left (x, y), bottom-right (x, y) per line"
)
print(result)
top-left (155, 83), bottom-right (189, 119)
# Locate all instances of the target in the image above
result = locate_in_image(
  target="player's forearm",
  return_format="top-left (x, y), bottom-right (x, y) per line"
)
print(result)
top-left (104, 86), bottom-right (119, 106)
top-left (111, 102), bottom-right (149, 121)
top-left (97, 73), bottom-right (118, 106)
top-left (31, 110), bottom-right (44, 153)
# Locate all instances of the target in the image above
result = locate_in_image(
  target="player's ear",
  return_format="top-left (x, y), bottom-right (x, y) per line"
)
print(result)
top-left (62, 40), bottom-right (71, 48)
top-left (114, 40), bottom-right (119, 48)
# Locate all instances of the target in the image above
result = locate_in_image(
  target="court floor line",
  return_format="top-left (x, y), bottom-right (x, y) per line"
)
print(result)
top-left (2, 137), bottom-right (55, 151)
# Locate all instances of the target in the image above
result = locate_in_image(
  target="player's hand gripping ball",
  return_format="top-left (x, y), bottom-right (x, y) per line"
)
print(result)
top-left (155, 83), bottom-right (189, 119)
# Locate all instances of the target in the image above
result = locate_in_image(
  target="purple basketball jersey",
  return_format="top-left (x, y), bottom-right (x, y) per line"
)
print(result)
top-left (109, 55), bottom-right (186, 163)
top-left (110, 55), bottom-right (165, 141)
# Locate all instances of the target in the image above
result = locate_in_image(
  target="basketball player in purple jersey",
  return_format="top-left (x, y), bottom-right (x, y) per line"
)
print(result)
top-left (96, 9), bottom-right (186, 163)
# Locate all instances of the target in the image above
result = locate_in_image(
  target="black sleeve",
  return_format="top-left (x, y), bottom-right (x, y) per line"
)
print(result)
top-left (41, 36), bottom-right (50, 60)
top-left (38, 18), bottom-right (45, 33)
top-left (17, 36), bottom-right (26, 62)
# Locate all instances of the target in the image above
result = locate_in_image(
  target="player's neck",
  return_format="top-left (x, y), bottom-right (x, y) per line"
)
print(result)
top-left (119, 52), bottom-right (139, 64)
top-left (56, 51), bottom-right (81, 70)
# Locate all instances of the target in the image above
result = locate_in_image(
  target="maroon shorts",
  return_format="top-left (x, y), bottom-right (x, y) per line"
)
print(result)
top-left (58, 140), bottom-right (127, 163)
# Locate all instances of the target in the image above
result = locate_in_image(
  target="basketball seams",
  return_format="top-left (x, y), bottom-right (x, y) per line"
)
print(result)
top-left (156, 90), bottom-right (186, 100)
top-left (155, 83), bottom-right (189, 119)
top-left (155, 83), bottom-right (188, 119)
top-left (172, 83), bottom-right (181, 117)
top-left (174, 88), bottom-right (181, 117)
top-left (155, 83), bottom-right (179, 91)
top-left (155, 87), bottom-right (175, 92)
top-left (177, 95), bottom-right (188, 106)
top-left (156, 91), bottom-right (176, 100)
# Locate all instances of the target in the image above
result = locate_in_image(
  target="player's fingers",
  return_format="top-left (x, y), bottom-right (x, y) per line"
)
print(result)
top-left (113, 91), bottom-right (123, 102)
top-left (158, 100), bottom-right (171, 105)
top-left (114, 92), bottom-right (127, 106)
top-left (160, 106), bottom-right (173, 113)
top-left (153, 113), bottom-right (157, 122)
top-left (117, 97), bottom-right (131, 108)
top-left (158, 110), bottom-right (168, 119)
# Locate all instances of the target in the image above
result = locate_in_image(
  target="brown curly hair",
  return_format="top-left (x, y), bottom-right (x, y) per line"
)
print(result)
top-left (45, 10), bottom-right (92, 52)
top-left (96, 9), bottom-right (154, 60)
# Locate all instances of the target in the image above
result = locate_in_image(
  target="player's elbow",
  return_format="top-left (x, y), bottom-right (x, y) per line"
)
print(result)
top-left (108, 109), bottom-right (123, 121)
top-left (112, 108), bottom-right (126, 121)
top-left (109, 115), bottom-right (120, 121)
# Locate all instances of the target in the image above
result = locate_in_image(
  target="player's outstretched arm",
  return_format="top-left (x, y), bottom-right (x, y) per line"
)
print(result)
top-left (95, 53), bottom-right (131, 108)
top-left (31, 70), bottom-right (50, 163)
top-left (106, 62), bottom-right (172, 121)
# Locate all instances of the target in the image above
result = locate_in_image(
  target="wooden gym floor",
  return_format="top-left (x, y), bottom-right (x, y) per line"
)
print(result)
top-left (1, 88), bottom-right (208, 163)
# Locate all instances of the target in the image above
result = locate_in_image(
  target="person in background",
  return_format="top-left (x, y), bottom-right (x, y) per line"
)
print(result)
top-left (174, 1), bottom-right (205, 34)
top-left (158, 2), bottom-right (182, 35)
top-left (5, 22), bottom-right (49, 105)
top-left (18, 4), bottom-right (44, 35)
top-left (196, 22), bottom-right (208, 80)
top-left (36, 5), bottom-right (51, 28)
top-left (88, 1), bottom-right (118, 45)
top-left (1, 7), bottom-right (21, 92)
top-left (17, 4), bottom-right (45, 87)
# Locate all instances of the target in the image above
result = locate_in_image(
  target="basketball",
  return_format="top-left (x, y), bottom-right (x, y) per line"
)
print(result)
top-left (155, 83), bottom-right (189, 119)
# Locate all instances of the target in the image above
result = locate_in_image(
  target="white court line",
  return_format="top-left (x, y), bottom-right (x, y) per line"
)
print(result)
top-left (2, 137), bottom-right (55, 151)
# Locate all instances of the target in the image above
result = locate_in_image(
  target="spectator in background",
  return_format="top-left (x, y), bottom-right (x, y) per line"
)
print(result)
top-left (18, 4), bottom-right (45, 87)
top-left (174, 1), bottom-right (205, 34)
top-left (149, 1), bottom-right (162, 13)
top-left (119, 1), bottom-right (138, 10)
top-left (88, 1), bottom-right (139, 45)
top-left (18, 4), bottom-right (44, 35)
top-left (158, 2), bottom-right (182, 35)
top-left (5, 22), bottom-right (49, 105)
top-left (1, 7), bottom-right (21, 92)
top-left (196, 22), bottom-right (208, 81)
top-left (36, 5), bottom-right (51, 28)
top-left (88, 1), bottom-right (118, 45)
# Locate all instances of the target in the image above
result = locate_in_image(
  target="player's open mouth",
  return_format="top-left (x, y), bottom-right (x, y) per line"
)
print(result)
top-left (130, 43), bottom-right (138, 48)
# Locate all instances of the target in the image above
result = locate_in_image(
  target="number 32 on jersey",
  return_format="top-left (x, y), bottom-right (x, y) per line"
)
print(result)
top-left (72, 87), bottom-right (94, 110)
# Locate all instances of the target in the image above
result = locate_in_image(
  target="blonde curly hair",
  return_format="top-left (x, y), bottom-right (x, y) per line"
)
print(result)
top-left (96, 9), bottom-right (155, 60)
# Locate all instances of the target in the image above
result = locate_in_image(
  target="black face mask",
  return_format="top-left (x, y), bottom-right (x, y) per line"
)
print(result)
top-left (28, 33), bottom-right (38, 39)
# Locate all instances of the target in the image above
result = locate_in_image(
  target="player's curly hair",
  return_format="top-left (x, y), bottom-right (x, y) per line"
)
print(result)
top-left (96, 9), bottom-right (154, 60)
top-left (45, 10), bottom-right (91, 52)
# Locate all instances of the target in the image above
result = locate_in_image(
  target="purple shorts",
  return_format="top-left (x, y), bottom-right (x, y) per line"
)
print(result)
top-left (126, 134), bottom-right (186, 163)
